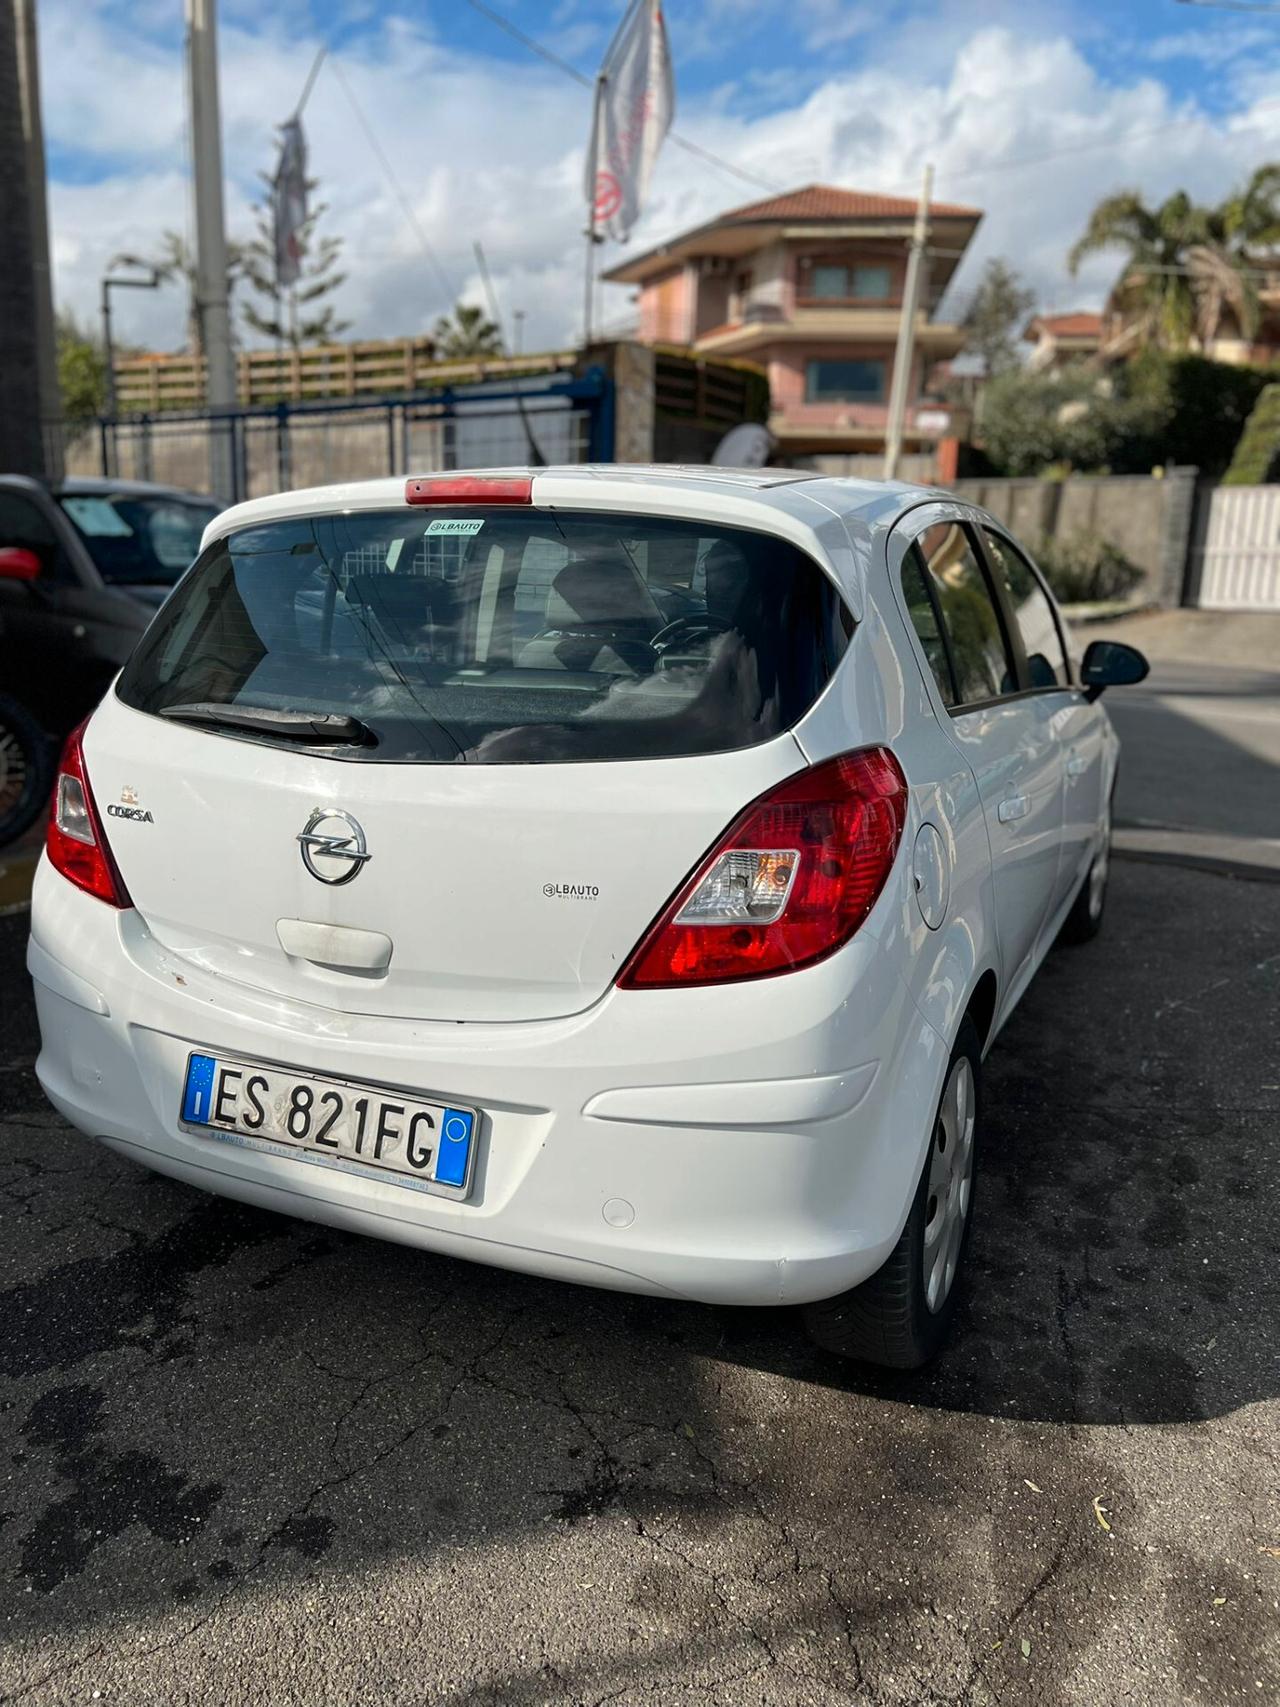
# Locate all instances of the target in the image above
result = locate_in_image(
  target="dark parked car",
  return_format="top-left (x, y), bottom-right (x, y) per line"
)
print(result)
top-left (0, 475), bottom-right (220, 845)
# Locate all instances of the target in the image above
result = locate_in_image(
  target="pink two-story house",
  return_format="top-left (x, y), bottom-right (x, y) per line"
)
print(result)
top-left (603, 183), bottom-right (983, 460)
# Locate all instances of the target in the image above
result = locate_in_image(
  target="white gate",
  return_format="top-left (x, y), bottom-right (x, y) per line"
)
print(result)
top-left (1196, 485), bottom-right (1280, 609)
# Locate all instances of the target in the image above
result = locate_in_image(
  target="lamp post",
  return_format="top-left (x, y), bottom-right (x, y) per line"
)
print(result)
top-left (100, 260), bottom-right (161, 419)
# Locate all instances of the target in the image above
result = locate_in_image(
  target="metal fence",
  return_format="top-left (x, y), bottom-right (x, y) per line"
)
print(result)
top-left (1192, 484), bottom-right (1280, 610)
top-left (63, 369), bottom-right (613, 505)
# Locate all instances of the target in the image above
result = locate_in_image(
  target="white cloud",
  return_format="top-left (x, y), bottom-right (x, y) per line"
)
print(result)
top-left (38, 8), bottom-right (1280, 360)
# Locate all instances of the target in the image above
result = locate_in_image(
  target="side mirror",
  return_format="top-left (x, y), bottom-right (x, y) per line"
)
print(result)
top-left (1080, 638), bottom-right (1149, 701)
top-left (0, 546), bottom-right (41, 583)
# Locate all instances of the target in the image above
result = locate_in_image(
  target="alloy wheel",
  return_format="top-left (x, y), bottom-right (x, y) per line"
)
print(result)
top-left (922, 1055), bottom-right (976, 1313)
top-left (0, 721), bottom-right (30, 823)
top-left (1089, 805), bottom-right (1111, 921)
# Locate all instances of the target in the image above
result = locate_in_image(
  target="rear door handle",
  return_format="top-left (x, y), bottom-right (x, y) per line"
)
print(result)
top-left (997, 793), bottom-right (1030, 824)
top-left (1066, 753), bottom-right (1089, 777)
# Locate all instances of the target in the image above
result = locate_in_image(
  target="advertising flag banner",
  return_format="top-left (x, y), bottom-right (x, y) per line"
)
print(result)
top-left (584, 1), bottom-right (675, 242)
top-left (274, 117), bottom-right (308, 289)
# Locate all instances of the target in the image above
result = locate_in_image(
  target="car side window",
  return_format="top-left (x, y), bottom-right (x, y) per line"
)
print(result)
top-left (900, 545), bottom-right (956, 706)
top-left (982, 528), bottom-right (1070, 689)
top-left (0, 492), bottom-right (69, 581)
top-left (913, 520), bottom-right (1017, 707)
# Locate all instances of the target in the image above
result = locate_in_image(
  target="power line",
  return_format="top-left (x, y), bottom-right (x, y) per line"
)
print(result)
top-left (461, 0), bottom-right (592, 87)
top-left (1175, 1), bottom-right (1280, 13)
top-left (459, 0), bottom-right (782, 194)
top-left (325, 57), bottom-right (459, 307)
top-left (665, 131), bottom-right (778, 193)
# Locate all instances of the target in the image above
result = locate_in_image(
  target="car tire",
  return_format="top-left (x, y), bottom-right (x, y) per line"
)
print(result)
top-left (804, 1016), bottom-right (981, 1369)
top-left (0, 695), bottom-right (53, 850)
top-left (1059, 795), bottom-right (1112, 946)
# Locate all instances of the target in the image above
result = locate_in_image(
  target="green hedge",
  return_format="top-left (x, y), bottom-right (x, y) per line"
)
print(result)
top-left (1124, 352), bottom-right (1274, 476)
top-left (979, 352), bottom-right (1276, 478)
top-left (1223, 383), bottom-right (1280, 485)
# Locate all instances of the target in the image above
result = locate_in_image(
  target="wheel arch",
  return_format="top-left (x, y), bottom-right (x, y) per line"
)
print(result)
top-left (966, 968), bottom-right (1000, 1056)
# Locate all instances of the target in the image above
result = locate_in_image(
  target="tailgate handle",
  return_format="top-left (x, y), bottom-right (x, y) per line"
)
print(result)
top-left (276, 918), bottom-right (393, 971)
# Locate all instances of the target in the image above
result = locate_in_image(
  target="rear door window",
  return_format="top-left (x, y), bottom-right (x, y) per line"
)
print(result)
top-left (116, 509), bottom-right (852, 764)
top-left (900, 547), bottom-right (956, 707)
top-left (981, 528), bottom-right (1071, 688)
top-left (912, 521), bottom-right (1017, 707)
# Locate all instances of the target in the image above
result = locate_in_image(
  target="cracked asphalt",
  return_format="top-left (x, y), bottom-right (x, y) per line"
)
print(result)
top-left (2, 618), bottom-right (1278, 1704)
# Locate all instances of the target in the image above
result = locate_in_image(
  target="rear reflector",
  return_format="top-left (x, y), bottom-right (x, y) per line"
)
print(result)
top-left (405, 475), bottom-right (532, 506)
top-left (46, 722), bottom-right (132, 908)
top-left (617, 747), bottom-right (908, 989)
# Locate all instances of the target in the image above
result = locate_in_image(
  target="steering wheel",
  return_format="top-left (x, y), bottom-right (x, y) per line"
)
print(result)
top-left (650, 613), bottom-right (732, 655)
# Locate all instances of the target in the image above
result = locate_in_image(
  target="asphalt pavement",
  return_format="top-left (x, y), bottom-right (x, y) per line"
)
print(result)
top-left (1, 612), bottom-right (1277, 1706)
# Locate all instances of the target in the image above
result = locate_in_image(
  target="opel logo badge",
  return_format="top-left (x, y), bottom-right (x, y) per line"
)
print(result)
top-left (297, 809), bottom-right (371, 886)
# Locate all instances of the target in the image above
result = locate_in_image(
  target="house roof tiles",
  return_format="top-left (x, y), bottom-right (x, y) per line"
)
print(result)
top-left (717, 183), bottom-right (982, 223)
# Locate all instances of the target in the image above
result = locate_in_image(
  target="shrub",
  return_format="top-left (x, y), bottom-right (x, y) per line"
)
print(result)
top-left (979, 369), bottom-right (1164, 477)
top-left (1223, 382), bottom-right (1280, 485)
top-left (1125, 351), bottom-right (1274, 476)
top-left (977, 352), bottom-right (1276, 478)
top-left (1031, 533), bottom-right (1145, 605)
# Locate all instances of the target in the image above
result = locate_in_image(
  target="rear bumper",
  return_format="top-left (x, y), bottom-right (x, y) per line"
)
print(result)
top-left (28, 857), bottom-right (949, 1307)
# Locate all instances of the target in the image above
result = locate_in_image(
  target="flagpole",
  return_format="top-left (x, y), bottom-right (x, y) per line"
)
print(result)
top-left (583, 69), bottom-right (605, 348)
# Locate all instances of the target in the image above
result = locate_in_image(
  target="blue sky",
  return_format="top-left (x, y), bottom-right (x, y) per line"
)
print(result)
top-left (38, 0), bottom-right (1280, 348)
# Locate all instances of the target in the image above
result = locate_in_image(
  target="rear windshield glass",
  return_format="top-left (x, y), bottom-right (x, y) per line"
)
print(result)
top-left (58, 493), bottom-right (220, 585)
top-left (115, 508), bottom-right (851, 764)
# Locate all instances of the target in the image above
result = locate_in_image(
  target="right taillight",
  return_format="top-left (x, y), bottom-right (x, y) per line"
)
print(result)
top-left (617, 746), bottom-right (908, 989)
top-left (46, 722), bottom-right (132, 908)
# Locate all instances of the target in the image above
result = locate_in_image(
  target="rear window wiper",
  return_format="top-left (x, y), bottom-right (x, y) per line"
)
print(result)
top-left (157, 702), bottom-right (377, 746)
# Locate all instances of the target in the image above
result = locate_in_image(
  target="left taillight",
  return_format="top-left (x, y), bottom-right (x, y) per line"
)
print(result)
top-left (617, 747), bottom-right (908, 989)
top-left (46, 722), bottom-right (132, 908)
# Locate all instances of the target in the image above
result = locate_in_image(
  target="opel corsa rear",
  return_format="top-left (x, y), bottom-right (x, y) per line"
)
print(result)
top-left (28, 466), bottom-right (1137, 1366)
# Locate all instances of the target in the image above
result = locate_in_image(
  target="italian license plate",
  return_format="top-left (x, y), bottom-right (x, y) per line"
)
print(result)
top-left (180, 1052), bottom-right (477, 1197)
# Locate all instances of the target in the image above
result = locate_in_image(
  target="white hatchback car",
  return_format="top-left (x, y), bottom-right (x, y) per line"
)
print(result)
top-left (28, 467), bottom-right (1148, 1366)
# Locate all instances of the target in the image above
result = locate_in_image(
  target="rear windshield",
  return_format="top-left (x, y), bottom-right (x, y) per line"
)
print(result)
top-left (59, 493), bottom-right (220, 585)
top-left (115, 507), bottom-right (851, 763)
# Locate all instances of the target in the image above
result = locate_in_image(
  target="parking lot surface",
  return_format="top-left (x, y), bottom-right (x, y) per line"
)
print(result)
top-left (2, 610), bottom-right (1278, 1706)
top-left (3, 859), bottom-right (1278, 1705)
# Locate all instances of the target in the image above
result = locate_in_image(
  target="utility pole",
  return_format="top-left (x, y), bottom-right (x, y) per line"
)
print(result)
top-left (186, 0), bottom-right (237, 497)
top-left (883, 163), bottom-right (933, 483)
top-left (0, 1), bottom-right (44, 476)
top-left (14, 0), bottom-right (60, 478)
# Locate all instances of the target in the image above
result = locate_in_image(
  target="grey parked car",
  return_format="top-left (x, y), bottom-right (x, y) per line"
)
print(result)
top-left (0, 475), bottom-right (220, 845)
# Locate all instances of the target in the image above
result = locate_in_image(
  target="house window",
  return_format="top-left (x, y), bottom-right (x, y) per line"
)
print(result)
top-left (801, 262), bottom-right (894, 301)
top-left (805, 359), bottom-right (886, 403)
top-left (852, 265), bottom-right (891, 299)
top-left (810, 265), bottom-right (848, 299)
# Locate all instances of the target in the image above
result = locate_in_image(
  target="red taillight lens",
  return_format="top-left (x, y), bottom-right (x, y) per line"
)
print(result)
top-left (404, 475), bottom-right (532, 505)
top-left (618, 747), bottom-right (908, 989)
top-left (46, 722), bottom-right (132, 908)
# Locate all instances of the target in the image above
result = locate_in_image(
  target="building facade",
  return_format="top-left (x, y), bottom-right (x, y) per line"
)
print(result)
top-left (603, 184), bottom-right (983, 460)
top-left (1023, 311), bottom-right (1104, 373)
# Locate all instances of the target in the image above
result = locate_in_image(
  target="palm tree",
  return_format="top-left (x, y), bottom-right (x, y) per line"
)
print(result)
top-left (134, 231), bottom-right (248, 356)
top-left (432, 303), bottom-right (503, 359)
top-left (1068, 189), bottom-right (1214, 351)
top-left (1070, 167), bottom-right (1280, 354)
top-left (1218, 163), bottom-right (1280, 249)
